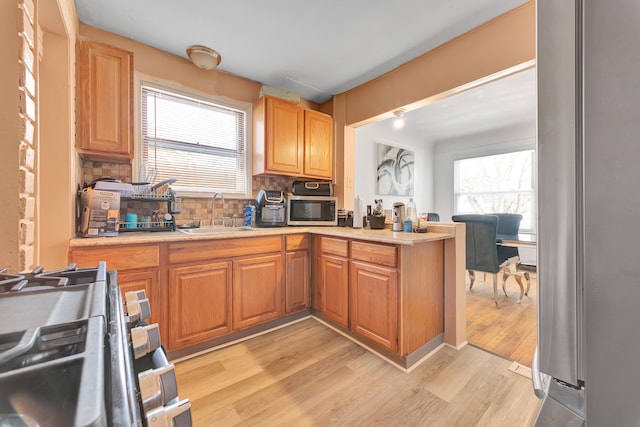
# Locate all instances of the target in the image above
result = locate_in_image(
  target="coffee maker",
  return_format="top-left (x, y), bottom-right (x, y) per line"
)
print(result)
top-left (392, 202), bottom-right (405, 231)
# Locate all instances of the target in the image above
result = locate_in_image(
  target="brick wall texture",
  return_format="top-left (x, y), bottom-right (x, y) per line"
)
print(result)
top-left (18, 0), bottom-right (37, 270)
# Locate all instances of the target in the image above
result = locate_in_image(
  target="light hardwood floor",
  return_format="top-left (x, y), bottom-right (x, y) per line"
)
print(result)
top-left (466, 273), bottom-right (538, 367)
top-left (175, 318), bottom-right (541, 426)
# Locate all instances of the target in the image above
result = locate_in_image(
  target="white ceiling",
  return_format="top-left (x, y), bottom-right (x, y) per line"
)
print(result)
top-left (380, 67), bottom-right (537, 142)
top-left (74, 0), bottom-right (535, 141)
top-left (74, 0), bottom-right (528, 104)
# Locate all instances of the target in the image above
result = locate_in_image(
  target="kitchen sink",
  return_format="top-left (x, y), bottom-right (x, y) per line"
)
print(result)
top-left (177, 226), bottom-right (258, 235)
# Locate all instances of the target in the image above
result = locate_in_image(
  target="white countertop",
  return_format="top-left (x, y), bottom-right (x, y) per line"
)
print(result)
top-left (69, 224), bottom-right (456, 247)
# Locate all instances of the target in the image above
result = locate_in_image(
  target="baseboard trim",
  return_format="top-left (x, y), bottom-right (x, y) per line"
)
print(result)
top-left (445, 340), bottom-right (468, 351)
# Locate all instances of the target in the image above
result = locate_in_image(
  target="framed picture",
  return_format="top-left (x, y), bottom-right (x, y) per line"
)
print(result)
top-left (376, 143), bottom-right (414, 196)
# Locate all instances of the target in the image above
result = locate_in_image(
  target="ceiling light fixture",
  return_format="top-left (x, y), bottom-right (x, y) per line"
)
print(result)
top-left (393, 109), bottom-right (406, 129)
top-left (186, 45), bottom-right (222, 70)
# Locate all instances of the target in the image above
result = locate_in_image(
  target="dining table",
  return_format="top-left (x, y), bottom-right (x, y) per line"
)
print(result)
top-left (497, 233), bottom-right (536, 247)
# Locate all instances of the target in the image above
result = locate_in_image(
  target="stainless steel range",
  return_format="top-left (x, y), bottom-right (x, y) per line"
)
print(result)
top-left (0, 262), bottom-right (191, 426)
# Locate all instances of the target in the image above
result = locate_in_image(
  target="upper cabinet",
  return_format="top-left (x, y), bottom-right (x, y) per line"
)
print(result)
top-left (76, 40), bottom-right (133, 161)
top-left (303, 110), bottom-right (333, 179)
top-left (253, 96), bottom-right (333, 179)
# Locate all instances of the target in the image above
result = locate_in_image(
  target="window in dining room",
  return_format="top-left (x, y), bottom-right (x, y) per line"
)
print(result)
top-left (454, 150), bottom-right (535, 231)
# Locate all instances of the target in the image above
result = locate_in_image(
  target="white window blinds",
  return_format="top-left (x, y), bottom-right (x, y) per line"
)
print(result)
top-left (141, 84), bottom-right (248, 196)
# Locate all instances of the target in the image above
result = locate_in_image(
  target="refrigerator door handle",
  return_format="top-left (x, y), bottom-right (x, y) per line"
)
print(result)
top-left (532, 345), bottom-right (550, 399)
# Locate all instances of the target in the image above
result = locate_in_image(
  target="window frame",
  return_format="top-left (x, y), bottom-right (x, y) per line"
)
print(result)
top-left (134, 75), bottom-right (252, 199)
top-left (453, 149), bottom-right (536, 233)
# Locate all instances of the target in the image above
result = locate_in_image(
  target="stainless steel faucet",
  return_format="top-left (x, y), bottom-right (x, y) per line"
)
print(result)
top-left (210, 192), bottom-right (224, 225)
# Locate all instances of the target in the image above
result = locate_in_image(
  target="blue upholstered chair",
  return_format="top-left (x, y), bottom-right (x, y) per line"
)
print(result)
top-left (427, 212), bottom-right (440, 222)
top-left (452, 214), bottom-right (526, 307)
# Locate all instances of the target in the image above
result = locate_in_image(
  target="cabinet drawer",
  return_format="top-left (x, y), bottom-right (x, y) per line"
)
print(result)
top-left (351, 241), bottom-right (397, 268)
top-left (321, 237), bottom-right (348, 258)
top-left (168, 236), bottom-right (282, 265)
top-left (69, 245), bottom-right (159, 270)
top-left (286, 234), bottom-right (309, 251)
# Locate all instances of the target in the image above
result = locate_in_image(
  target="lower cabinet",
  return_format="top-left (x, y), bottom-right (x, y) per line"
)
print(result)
top-left (320, 254), bottom-right (349, 328)
top-left (285, 234), bottom-right (310, 314)
top-left (168, 261), bottom-right (233, 349)
top-left (68, 244), bottom-right (161, 324)
top-left (350, 261), bottom-right (398, 352)
top-left (166, 236), bottom-right (285, 350)
top-left (117, 269), bottom-right (160, 325)
top-left (233, 254), bottom-right (283, 330)
top-left (317, 236), bottom-right (350, 328)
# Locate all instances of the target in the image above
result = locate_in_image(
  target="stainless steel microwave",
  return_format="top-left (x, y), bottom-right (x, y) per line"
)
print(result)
top-left (287, 195), bottom-right (337, 226)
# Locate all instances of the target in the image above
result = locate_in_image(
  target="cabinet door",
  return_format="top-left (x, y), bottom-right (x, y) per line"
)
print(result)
top-left (77, 40), bottom-right (133, 160)
top-left (117, 269), bottom-right (160, 325)
top-left (350, 261), bottom-right (398, 352)
top-left (285, 250), bottom-right (309, 314)
top-left (233, 254), bottom-right (283, 330)
top-left (321, 254), bottom-right (349, 328)
top-left (168, 261), bottom-right (232, 350)
top-left (304, 109), bottom-right (333, 179)
top-left (265, 97), bottom-right (304, 175)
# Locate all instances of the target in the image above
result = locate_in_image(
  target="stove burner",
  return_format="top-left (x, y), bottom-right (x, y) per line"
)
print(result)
top-left (0, 263), bottom-right (106, 294)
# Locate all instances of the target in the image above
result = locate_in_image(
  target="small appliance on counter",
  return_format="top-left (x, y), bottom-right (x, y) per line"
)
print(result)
top-left (291, 180), bottom-right (333, 196)
top-left (287, 195), bottom-right (337, 226)
top-left (392, 202), bottom-right (405, 231)
top-left (255, 190), bottom-right (287, 227)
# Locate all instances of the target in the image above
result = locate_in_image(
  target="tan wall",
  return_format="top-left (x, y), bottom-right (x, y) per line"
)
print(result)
top-left (37, 0), bottom-right (78, 268)
top-left (0, 0), bottom-right (78, 270)
top-left (0, 0), bottom-right (24, 270)
top-left (334, 1), bottom-right (536, 208)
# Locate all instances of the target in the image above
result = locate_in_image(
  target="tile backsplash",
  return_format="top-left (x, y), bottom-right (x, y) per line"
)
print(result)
top-left (81, 160), bottom-right (298, 225)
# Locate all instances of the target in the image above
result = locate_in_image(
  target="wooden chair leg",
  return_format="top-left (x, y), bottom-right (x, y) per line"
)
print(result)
top-left (493, 274), bottom-right (498, 308)
top-left (514, 275), bottom-right (525, 303)
top-left (502, 272), bottom-right (510, 297)
top-left (469, 270), bottom-right (476, 289)
top-left (524, 272), bottom-right (531, 295)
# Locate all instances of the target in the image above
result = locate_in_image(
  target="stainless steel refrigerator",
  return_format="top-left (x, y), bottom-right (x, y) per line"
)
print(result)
top-left (534, 1), bottom-right (640, 425)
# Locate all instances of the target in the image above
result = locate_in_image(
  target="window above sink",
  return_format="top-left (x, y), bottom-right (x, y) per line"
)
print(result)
top-left (139, 82), bottom-right (252, 199)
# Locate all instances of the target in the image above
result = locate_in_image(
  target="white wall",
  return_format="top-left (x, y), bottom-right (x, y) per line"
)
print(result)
top-left (433, 123), bottom-right (536, 263)
top-left (433, 123), bottom-right (535, 223)
top-left (354, 119), bottom-right (434, 217)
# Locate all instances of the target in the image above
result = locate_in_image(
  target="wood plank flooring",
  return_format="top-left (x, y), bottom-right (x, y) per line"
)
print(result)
top-left (175, 318), bottom-right (541, 426)
top-left (466, 272), bottom-right (538, 367)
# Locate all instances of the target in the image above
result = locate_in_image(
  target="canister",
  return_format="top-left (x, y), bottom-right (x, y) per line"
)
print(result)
top-left (125, 213), bottom-right (138, 229)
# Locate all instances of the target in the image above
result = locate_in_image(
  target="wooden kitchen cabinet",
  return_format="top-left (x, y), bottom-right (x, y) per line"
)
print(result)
top-left (168, 261), bottom-right (232, 349)
top-left (350, 261), bottom-right (398, 352)
top-left (167, 236), bottom-right (284, 348)
top-left (117, 269), bottom-right (160, 324)
top-left (285, 235), bottom-right (310, 314)
top-left (349, 240), bottom-right (399, 352)
top-left (319, 237), bottom-right (350, 328)
top-left (303, 109), bottom-right (333, 179)
top-left (253, 95), bottom-right (333, 179)
top-left (68, 244), bottom-right (160, 323)
top-left (76, 40), bottom-right (133, 161)
top-left (233, 254), bottom-right (283, 330)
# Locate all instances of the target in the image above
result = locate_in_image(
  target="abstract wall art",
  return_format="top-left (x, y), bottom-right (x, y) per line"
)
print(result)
top-left (376, 143), bottom-right (414, 196)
